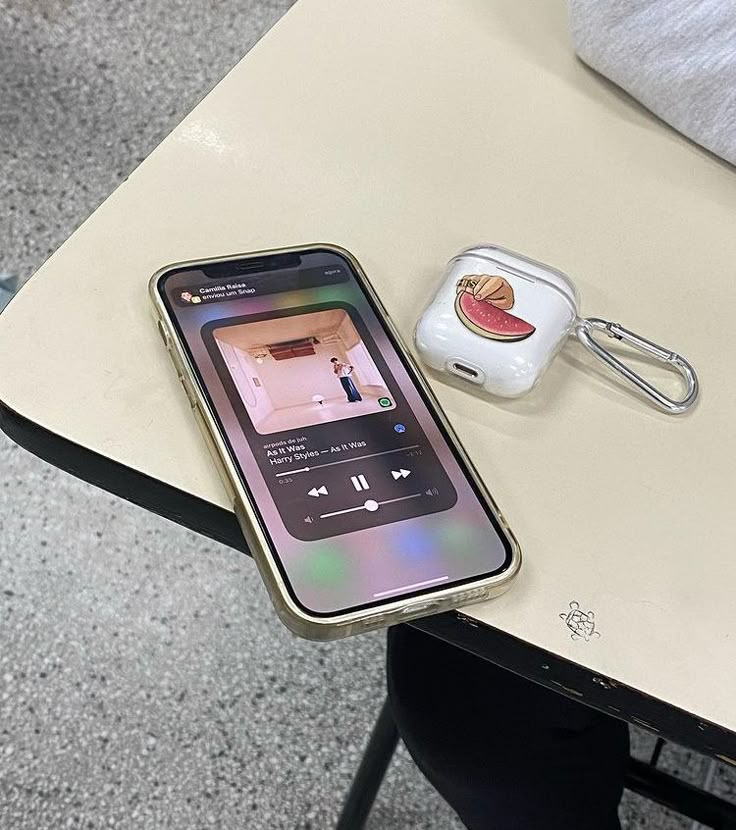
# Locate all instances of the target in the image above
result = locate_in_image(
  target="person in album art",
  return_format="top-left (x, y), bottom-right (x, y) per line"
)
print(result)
top-left (330, 357), bottom-right (362, 402)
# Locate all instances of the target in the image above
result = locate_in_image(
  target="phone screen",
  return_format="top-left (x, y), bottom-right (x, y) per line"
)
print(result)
top-left (159, 248), bottom-right (512, 615)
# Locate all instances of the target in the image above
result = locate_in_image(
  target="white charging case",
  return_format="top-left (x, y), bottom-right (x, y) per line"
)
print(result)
top-left (415, 245), bottom-right (579, 398)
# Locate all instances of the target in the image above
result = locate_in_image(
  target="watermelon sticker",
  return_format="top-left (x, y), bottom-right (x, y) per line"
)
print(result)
top-left (455, 275), bottom-right (535, 342)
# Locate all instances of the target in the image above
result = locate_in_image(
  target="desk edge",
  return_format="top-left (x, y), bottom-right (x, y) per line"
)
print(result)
top-left (2, 399), bottom-right (734, 759)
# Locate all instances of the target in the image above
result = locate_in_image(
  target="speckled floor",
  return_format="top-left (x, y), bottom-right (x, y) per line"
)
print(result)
top-left (0, 1), bottom-right (734, 828)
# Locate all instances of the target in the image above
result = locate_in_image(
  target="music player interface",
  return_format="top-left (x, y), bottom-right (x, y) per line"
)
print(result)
top-left (202, 305), bottom-right (456, 541)
top-left (160, 250), bottom-right (510, 615)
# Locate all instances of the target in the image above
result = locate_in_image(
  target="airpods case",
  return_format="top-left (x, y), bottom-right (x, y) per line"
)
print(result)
top-left (416, 245), bottom-right (579, 398)
top-left (415, 244), bottom-right (699, 414)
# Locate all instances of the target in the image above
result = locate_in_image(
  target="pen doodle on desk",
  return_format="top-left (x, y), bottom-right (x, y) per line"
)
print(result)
top-left (560, 601), bottom-right (600, 642)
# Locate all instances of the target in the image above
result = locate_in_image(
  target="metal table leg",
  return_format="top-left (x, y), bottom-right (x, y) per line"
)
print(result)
top-left (336, 697), bottom-right (399, 830)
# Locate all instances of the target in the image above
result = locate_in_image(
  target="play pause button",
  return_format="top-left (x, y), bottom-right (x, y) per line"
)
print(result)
top-left (391, 469), bottom-right (411, 480)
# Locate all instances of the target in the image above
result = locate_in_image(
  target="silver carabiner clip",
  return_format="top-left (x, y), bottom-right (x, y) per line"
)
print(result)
top-left (575, 318), bottom-right (699, 414)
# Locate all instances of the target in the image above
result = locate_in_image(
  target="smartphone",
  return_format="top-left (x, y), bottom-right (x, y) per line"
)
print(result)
top-left (150, 245), bottom-right (520, 639)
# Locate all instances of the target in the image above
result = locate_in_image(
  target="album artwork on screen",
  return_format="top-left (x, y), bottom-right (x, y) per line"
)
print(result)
top-left (208, 305), bottom-right (397, 435)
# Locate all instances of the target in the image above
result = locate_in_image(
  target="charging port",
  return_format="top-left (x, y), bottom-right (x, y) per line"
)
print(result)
top-left (452, 362), bottom-right (478, 379)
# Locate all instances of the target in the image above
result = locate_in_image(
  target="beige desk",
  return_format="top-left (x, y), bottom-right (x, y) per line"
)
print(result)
top-left (1, 0), bottom-right (735, 758)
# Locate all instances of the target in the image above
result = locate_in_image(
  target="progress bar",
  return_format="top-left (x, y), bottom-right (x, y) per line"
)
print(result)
top-left (274, 445), bottom-right (420, 477)
top-left (373, 575), bottom-right (449, 599)
top-left (319, 493), bottom-right (422, 519)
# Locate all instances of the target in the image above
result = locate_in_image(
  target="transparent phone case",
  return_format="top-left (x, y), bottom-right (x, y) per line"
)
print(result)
top-left (150, 245), bottom-right (523, 640)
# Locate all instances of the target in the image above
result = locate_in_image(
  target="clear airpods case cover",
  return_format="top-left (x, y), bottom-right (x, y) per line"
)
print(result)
top-left (415, 245), bottom-right (698, 413)
top-left (416, 246), bottom-right (578, 398)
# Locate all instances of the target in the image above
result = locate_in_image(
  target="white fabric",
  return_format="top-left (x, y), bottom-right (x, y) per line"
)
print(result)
top-left (336, 363), bottom-right (353, 377)
top-left (570, 0), bottom-right (736, 166)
